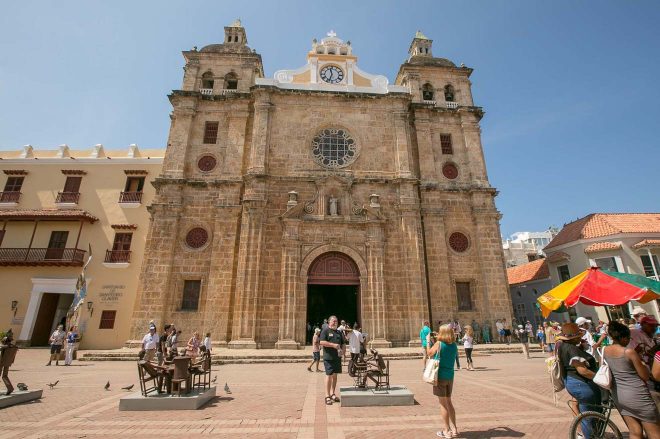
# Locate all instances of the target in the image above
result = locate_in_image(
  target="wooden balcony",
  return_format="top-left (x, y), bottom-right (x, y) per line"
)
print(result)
top-left (0, 247), bottom-right (86, 266)
top-left (0, 191), bottom-right (21, 203)
top-left (118, 191), bottom-right (143, 204)
top-left (56, 191), bottom-right (80, 204)
top-left (104, 249), bottom-right (131, 263)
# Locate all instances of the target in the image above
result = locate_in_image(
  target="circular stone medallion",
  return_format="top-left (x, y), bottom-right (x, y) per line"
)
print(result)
top-left (185, 227), bottom-right (209, 249)
top-left (197, 155), bottom-right (217, 172)
top-left (311, 128), bottom-right (358, 169)
top-left (448, 232), bottom-right (469, 253)
top-left (442, 163), bottom-right (459, 180)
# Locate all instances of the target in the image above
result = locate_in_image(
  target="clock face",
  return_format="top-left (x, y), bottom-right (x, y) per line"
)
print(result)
top-left (320, 65), bottom-right (344, 84)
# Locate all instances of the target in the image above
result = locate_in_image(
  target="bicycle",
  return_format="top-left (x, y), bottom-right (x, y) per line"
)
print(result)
top-left (568, 396), bottom-right (622, 439)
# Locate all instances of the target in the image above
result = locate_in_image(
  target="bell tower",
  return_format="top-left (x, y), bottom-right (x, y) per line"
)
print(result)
top-left (408, 30), bottom-right (433, 60)
top-left (224, 19), bottom-right (247, 46)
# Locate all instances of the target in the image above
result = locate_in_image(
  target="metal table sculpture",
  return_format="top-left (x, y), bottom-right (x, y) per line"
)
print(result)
top-left (1, 329), bottom-right (19, 395)
top-left (137, 349), bottom-right (212, 397)
top-left (349, 349), bottom-right (390, 391)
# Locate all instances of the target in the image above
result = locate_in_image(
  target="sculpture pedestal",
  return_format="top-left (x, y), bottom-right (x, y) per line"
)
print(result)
top-left (339, 386), bottom-right (414, 407)
top-left (119, 386), bottom-right (216, 411)
top-left (369, 339), bottom-right (392, 349)
top-left (0, 389), bottom-right (43, 409)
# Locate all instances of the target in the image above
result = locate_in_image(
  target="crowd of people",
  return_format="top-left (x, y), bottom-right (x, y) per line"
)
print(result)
top-left (552, 307), bottom-right (660, 439)
top-left (140, 322), bottom-right (212, 364)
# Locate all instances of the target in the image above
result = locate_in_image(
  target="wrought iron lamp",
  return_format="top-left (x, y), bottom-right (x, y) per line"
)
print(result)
top-left (87, 300), bottom-right (94, 317)
top-left (11, 300), bottom-right (18, 317)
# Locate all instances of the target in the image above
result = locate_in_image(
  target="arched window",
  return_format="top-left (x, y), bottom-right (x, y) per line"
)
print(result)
top-left (201, 72), bottom-right (214, 90)
top-left (444, 85), bottom-right (455, 102)
top-left (422, 83), bottom-right (434, 101)
top-left (224, 72), bottom-right (238, 90)
top-left (234, 35), bottom-right (239, 43)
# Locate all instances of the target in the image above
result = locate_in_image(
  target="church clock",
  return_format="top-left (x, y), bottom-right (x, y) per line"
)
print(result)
top-left (319, 65), bottom-right (344, 84)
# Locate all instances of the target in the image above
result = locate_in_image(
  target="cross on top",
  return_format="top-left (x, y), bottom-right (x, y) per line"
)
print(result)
top-left (327, 30), bottom-right (337, 38)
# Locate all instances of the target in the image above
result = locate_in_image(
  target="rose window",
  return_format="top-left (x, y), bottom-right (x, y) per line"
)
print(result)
top-left (448, 232), bottom-right (469, 253)
top-left (197, 155), bottom-right (217, 172)
top-left (442, 163), bottom-right (459, 180)
top-left (185, 227), bottom-right (209, 249)
top-left (311, 128), bottom-right (358, 169)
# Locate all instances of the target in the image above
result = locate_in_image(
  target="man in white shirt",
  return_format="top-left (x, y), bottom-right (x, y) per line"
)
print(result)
top-left (495, 319), bottom-right (504, 343)
top-left (347, 323), bottom-right (364, 362)
top-left (575, 316), bottom-right (599, 357)
top-left (142, 324), bottom-right (159, 362)
top-left (46, 324), bottom-right (66, 366)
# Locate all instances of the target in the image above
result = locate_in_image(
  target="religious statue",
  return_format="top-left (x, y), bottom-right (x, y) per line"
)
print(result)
top-left (329, 196), bottom-right (339, 216)
top-left (1, 329), bottom-right (18, 395)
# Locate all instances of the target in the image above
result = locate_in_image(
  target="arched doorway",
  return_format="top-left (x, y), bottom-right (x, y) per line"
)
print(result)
top-left (306, 252), bottom-right (360, 343)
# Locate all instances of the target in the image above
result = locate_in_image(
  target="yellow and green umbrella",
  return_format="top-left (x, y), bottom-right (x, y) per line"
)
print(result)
top-left (537, 267), bottom-right (660, 318)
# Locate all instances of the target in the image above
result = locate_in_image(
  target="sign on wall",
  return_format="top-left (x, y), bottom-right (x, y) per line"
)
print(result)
top-left (99, 284), bottom-right (125, 303)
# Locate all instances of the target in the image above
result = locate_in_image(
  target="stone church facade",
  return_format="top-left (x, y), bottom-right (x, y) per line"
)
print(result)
top-left (129, 21), bottom-right (513, 348)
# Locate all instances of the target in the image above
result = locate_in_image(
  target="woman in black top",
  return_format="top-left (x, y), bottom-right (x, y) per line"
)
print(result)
top-left (557, 322), bottom-right (602, 439)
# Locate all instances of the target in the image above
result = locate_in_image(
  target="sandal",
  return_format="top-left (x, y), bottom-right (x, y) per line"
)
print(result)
top-left (330, 394), bottom-right (340, 402)
top-left (325, 396), bottom-right (333, 405)
top-left (436, 431), bottom-right (451, 438)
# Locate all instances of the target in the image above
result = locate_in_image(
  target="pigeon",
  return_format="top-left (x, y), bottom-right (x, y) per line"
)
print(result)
top-left (121, 384), bottom-right (134, 391)
top-left (211, 376), bottom-right (217, 384)
top-left (104, 381), bottom-right (110, 391)
top-left (224, 382), bottom-right (231, 394)
top-left (48, 380), bottom-right (59, 389)
top-left (17, 383), bottom-right (28, 391)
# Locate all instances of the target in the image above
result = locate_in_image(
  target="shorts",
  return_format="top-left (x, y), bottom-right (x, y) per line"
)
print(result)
top-left (498, 329), bottom-right (505, 336)
top-left (433, 379), bottom-right (454, 397)
top-left (504, 330), bottom-right (511, 336)
top-left (50, 344), bottom-right (63, 354)
top-left (547, 343), bottom-right (555, 352)
top-left (324, 359), bottom-right (342, 375)
top-left (313, 351), bottom-right (320, 361)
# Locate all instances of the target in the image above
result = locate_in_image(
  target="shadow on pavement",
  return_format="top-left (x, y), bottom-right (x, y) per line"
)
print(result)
top-left (460, 426), bottom-right (525, 438)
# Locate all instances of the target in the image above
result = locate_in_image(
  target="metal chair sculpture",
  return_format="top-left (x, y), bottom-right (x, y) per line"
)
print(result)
top-left (138, 360), bottom-right (167, 396)
top-left (350, 349), bottom-right (390, 391)
top-left (190, 351), bottom-right (212, 390)
top-left (171, 357), bottom-right (192, 396)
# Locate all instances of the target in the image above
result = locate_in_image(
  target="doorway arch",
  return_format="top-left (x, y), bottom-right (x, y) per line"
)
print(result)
top-left (305, 251), bottom-right (360, 343)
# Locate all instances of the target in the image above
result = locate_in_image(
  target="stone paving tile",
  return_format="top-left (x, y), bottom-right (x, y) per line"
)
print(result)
top-left (0, 349), bottom-right (629, 438)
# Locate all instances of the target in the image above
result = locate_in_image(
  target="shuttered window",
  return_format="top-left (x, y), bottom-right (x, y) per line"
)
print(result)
top-left (440, 134), bottom-right (453, 155)
top-left (4, 177), bottom-right (24, 192)
top-left (203, 122), bottom-right (219, 144)
top-left (63, 176), bottom-right (82, 193)
top-left (99, 310), bottom-right (117, 329)
top-left (456, 282), bottom-right (473, 311)
top-left (181, 280), bottom-right (201, 311)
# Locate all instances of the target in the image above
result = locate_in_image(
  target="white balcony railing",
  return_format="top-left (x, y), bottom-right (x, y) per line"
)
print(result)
top-left (199, 88), bottom-right (213, 95)
top-left (220, 89), bottom-right (238, 95)
top-left (422, 100), bottom-right (436, 106)
top-left (445, 102), bottom-right (459, 109)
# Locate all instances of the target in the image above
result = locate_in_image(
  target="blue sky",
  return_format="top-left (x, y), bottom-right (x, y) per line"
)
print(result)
top-left (1, 1), bottom-right (658, 237)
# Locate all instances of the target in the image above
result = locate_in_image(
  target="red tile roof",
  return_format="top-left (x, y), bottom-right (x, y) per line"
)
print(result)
top-left (545, 213), bottom-right (660, 250)
top-left (633, 239), bottom-right (660, 249)
top-left (546, 251), bottom-right (570, 263)
top-left (507, 259), bottom-right (550, 285)
top-left (584, 241), bottom-right (622, 253)
top-left (0, 209), bottom-right (98, 223)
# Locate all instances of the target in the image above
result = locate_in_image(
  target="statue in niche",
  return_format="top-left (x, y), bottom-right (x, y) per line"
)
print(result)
top-left (328, 196), bottom-right (339, 216)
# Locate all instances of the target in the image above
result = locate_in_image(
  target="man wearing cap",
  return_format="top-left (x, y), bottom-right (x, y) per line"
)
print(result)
top-left (575, 317), bottom-right (600, 357)
top-left (629, 315), bottom-right (658, 369)
top-left (142, 324), bottom-right (159, 362)
top-left (632, 306), bottom-right (648, 330)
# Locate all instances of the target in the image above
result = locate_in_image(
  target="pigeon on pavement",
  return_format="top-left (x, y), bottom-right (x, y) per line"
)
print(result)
top-left (104, 381), bottom-right (110, 390)
top-left (224, 382), bottom-right (231, 394)
top-left (121, 384), bottom-right (134, 391)
top-left (48, 380), bottom-right (59, 389)
top-left (212, 376), bottom-right (217, 384)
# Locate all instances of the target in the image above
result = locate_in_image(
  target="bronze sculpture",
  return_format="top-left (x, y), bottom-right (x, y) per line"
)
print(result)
top-left (0, 329), bottom-right (18, 395)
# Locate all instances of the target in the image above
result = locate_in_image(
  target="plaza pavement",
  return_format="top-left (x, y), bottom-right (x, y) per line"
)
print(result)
top-left (0, 349), bottom-right (629, 438)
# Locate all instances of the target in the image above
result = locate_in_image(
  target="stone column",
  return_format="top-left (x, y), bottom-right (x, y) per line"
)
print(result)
top-left (275, 220), bottom-right (301, 350)
top-left (412, 112), bottom-right (437, 182)
top-left (162, 99), bottom-right (196, 179)
top-left (201, 201), bottom-right (242, 347)
top-left (228, 195), bottom-right (265, 349)
top-left (460, 113), bottom-right (489, 186)
top-left (472, 202), bottom-right (512, 326)
top-left (393, 110), bottom-right (413, 179)
top-left (365, 224), bottom-right (391, 348)
top-left (129, 202), bottom-right (182, 340)
top-left (247, 91), bottom-right (272, 175)
top-left (223, 105), bottom-right (250, 179)
top-left (399, 205), bottom-right (430, 347)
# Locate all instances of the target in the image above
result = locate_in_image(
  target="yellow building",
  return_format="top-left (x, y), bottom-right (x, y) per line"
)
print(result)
top-left (0, 144), bottom-right (163, 349)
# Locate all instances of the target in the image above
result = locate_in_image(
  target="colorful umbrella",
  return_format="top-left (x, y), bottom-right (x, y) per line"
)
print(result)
top-left (537, 267), bottom-right (660, 318)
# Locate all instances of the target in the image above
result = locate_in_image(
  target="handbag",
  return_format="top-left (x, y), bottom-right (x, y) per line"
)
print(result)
top-left (423, 351), bottom-right (440, 385)
top-left (593, 347), bottom-right (612, 390)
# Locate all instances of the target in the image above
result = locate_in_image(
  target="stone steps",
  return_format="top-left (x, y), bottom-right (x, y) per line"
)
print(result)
top-left (79, 345), bottom-right (543, 364)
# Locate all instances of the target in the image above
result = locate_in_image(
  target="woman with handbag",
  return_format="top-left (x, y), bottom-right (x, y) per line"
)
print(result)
top-left (603, 321), bottom-right (660, 439)
top-left (425, 324), bottom-right (459, 438)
